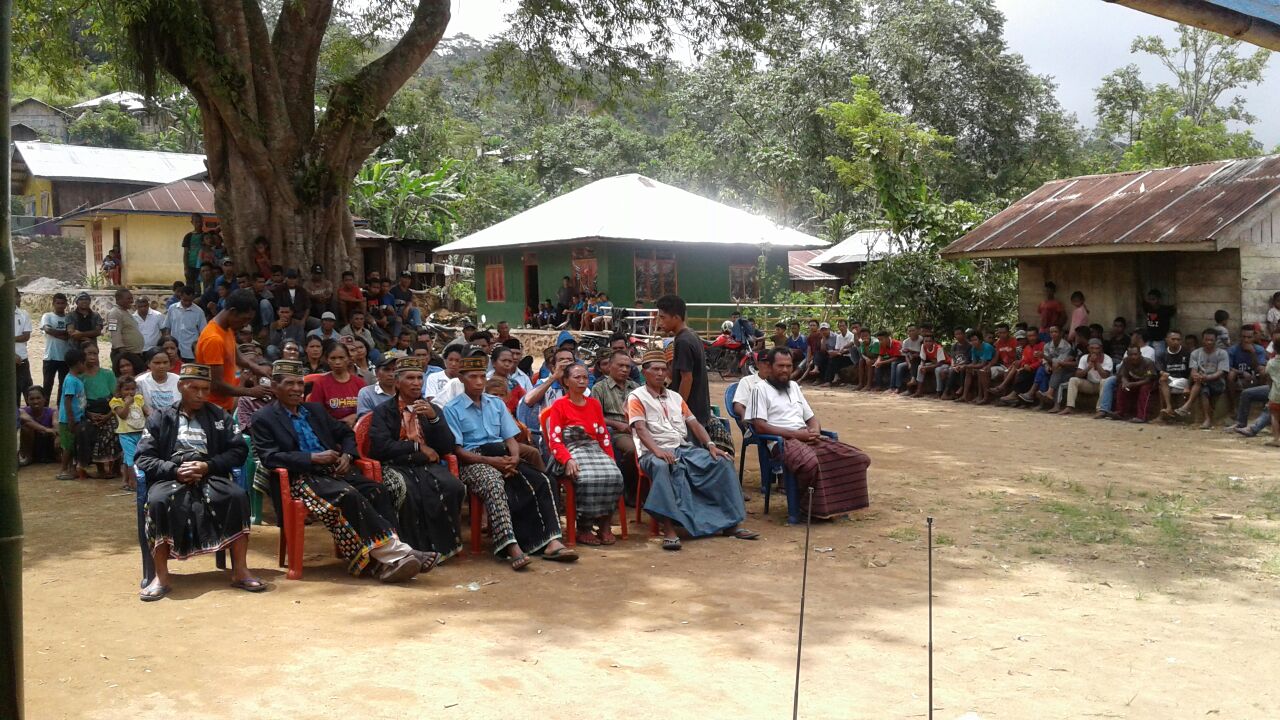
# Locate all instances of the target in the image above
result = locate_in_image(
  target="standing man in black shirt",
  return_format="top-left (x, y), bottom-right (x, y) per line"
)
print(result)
top-left (1141, 289), bottom-right (1176, 357)
top-left (655, 294), bottom-right (734, 455)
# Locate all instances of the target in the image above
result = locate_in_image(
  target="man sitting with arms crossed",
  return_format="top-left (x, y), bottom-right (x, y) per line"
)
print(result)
top-left (1173, 328), bottom-right (1231, 429)
top-left (593, 349), bottom-right (641, 504)
top-left (252, 359), bottom-right (433, 583)
top-left (744, 348), bottom-right (871, 519)
top-left (136, 363), bottom-right (263, 601)
top-left (628, 349), bottom-right (757, 551)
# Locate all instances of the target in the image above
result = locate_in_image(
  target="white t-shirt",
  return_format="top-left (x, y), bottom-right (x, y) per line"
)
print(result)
top-left (133, 310), bottom-right (166, 350)
top-left (432, 377), bottom-right (467, 408)
top-left (731, 373), bottom-right (766, 410)
top-left (832, 331), bottom-right (855, 352)
top-left (900, 337), bottom-right (924, 356)
top-left (422, 371), bottom-right (455, 401)
top-left (41, 311), bottom-right (70, 361)
top-left (136, 371), bottom-right (180, 413)
top-left (743, 380), bottom-right (814, 432)
top-left (14, 309), bottom-right (31, 361)
top-left (1076, 353), bottom-right (1115, 383)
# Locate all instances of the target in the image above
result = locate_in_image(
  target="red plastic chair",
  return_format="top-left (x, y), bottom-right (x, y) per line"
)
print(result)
top-left (540, 407), bottom-right (629, 547)
top-left (352, 414), bottom-right (478, 556)
top-left (635, 459), bottom-right (660, 537)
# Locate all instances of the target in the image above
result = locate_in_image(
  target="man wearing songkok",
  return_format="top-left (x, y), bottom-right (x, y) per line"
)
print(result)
top-left (252, 359), bottom-right (434, 582)
top-left (592, 349), bottom-right (641, 503)
top-left (627, 349), bottom-right (758, 550)
top-left (366, 356), bottom-right (466, 560)
top-left (442, 352), bottom-right (577, 570)
top-left (744, 347), bottom-right (871, 518)
top-left (136, 363), bottom-right (263, 601)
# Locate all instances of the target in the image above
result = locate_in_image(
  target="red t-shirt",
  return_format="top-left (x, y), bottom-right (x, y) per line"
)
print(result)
top-left (876, 338), bottom-right (902, 359)
top-left (1020, 342), bottom-right (1044, 371)
top-left (995, 338), bottom-right (1018, 366)
top-left (1038, 299), bottom-right (1065, 330)
top-left (307, 372), bottom-right (367, 420)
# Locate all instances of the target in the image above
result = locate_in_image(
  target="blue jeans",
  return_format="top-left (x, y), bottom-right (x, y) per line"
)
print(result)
top-left (873, 363), bottom-right (892, 389)
top-left (1249, 408), bottom-right (1272, 435)
top-left (405, 307), bottom-right (423, 328)
top-left (890, 359), bottom-right (912, 390)
top-left (258, 298), bottom-right (275, 329)
top-left (1236, 384), bottom-right (1269, 426)
top-left (1099, 376), bottom-right (1117, 413)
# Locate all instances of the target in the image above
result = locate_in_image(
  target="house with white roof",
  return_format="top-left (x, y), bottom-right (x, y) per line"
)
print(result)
top-left (433, 173), bottom-right (827, 321)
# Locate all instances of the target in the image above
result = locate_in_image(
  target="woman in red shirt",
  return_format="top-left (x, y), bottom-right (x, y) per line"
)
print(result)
top-left (306, 340), bottom-right (368, 426)
top-left (543, 363), bottom-right (624, 546)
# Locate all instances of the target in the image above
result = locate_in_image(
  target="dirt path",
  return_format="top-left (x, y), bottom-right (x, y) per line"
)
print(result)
top-left (19, 376), bottom-right (1280, 719)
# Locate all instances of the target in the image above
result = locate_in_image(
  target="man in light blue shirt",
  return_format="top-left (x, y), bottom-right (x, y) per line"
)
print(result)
top-left (163, 286), bottom-right (208, 361)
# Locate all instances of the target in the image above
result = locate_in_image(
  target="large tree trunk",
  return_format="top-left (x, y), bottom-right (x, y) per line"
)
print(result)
top-left (131, 0), bottom-right (451, 281)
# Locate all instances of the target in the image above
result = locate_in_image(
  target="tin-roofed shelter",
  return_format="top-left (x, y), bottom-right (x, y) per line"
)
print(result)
top-left (59, 179), bottom-right (217, 285)
top-left (806, 228), bottom-right (899, 285)
top-left (434, 174), bottom-right (827, 322)
top-left (941, 155), bottom-right (1280, 333)
top-left (788, 250), bottom-right (840, 292)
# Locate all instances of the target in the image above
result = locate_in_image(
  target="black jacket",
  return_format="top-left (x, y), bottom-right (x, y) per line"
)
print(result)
top-left (136, 403), bottom-right (247, 482)
top-left (366, 395), bottom-right (455, 466)
top-left (251, 401), bottom-right (357, 475)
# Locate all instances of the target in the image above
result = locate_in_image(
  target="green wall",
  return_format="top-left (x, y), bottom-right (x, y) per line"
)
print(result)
top-left (472, 242), bottom-right (793, 324)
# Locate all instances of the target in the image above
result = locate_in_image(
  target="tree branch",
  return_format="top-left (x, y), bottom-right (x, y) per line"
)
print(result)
top-left (328, 0), bottom-right (450, 123)
top-left (272, 0), bottom-right (334, 145)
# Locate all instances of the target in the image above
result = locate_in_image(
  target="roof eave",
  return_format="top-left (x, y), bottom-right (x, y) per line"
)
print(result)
top-left (434, 235), bottom-right (824, 255)
top-left (941, 240), bottom-right (1219, 260)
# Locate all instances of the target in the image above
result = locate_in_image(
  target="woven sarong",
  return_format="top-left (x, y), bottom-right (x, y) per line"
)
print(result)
top-left (781, 437), bottom-right (870, 518)
top-left (549, 426), bottom-right (623, 519)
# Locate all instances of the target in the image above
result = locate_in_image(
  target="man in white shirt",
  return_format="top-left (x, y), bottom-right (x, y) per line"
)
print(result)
top-left (1054, 338), bottom-right (1113, 415)
top-left (820, 319), bottom-right (856, 386)
top-left (15, 294), bottom-right (32, 400)
top-left (40, 292), bottom-right (73, 404)
top-left (744, 347), bottom-right (871, 520)
top-left (730, 351), bottom-right (771, 419)
top-left (132, 295), bottom-right (166, 352)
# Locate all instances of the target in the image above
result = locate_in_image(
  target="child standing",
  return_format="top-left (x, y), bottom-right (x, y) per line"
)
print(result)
top-left (110, 376), bottom-right (147, 491)
top-left (57, 348), bottom-right (88, 481)
top-left (136, 350), bottom-right (180, 414)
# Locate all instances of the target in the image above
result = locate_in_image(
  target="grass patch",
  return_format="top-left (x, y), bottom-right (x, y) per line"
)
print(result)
top-left (1042, 500), bottom-right (1133, 545)
top-left (1261, 554), bottom-right (1280, 575)
top-left (1142, 492), bottom-right (1198, 518)
top-left (887, 527), bottom-right (920, 542)
top-left (1258, 485), bottom-right (1280, 519)
top-left (934, 533), bottom-right (955, 546)
top-left (1234, 524), bottom-right (1279, 542)
top-left (1151, 516), bottom-right (1194, 551)
top-left (1028, 545), bottom-right (1051, 557)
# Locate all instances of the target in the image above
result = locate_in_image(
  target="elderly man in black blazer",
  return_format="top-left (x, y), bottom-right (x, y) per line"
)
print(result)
top-left (251, 359), bottom-right (437, 583)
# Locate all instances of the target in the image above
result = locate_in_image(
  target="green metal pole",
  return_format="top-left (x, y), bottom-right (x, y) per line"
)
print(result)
top-left (0, 0), bottom-right (24, 715)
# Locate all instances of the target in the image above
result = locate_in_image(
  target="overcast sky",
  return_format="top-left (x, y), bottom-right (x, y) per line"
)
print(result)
top-left (446, 0), bottom-right (1280, 146)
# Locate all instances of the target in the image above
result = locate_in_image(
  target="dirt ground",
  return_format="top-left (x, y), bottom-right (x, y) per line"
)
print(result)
top-left (17, 345), bottom-right (1280, 718)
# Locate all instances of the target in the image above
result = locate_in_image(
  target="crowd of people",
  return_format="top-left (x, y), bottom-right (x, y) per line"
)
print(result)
top-left (14, 255), bottom-right (875, 602)
top-left (764, 282), bottom-right (1280, 444)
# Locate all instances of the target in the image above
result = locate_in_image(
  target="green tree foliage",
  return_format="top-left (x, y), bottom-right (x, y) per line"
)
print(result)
top-left (1093, 26), bottom-right (1269, 171)
top-left (349, 158), bottom-right (463, 243)
top-left (67, 105), bottom-right (147, 149)
top-left (840, 253), bottom-right (1016, 334)
top-left (528, 115), bottom-right (659, 195)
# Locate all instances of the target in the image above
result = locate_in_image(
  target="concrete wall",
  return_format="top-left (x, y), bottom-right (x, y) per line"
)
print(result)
top-left (1016, 250), bottom-right (1239, 336)
top-left (122, 215), bottom-right (188, 286)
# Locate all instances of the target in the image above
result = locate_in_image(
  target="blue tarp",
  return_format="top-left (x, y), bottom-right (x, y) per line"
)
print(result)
top-left (1207, 0), bottom-right (1280, 25)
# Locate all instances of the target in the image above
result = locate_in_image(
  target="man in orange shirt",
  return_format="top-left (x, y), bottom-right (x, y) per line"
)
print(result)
top-left (195, 289), bottom-right (273, 411)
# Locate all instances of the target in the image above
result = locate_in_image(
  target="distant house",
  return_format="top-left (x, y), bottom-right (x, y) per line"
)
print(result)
top-left (59, 179), bottom-right (216, 286)
top-left (788, 250), bottom-right (840, 292)
top-left (941, 155), bottom-right (1280, 334)
top-left (71, 91), bottom-right (168, 133)
top-left (10, 98), bottom-right (70, 143)
top-left (805, 228), bottom-right (897, 285)
top-left (12, 141), bottom-right (207, 236)
top-left (432, 174), bottom-right (827, 323)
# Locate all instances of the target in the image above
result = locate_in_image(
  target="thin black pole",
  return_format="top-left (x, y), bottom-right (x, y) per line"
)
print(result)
top-left (792, 487), bottom-right (814, 720)
top-left (927, 515), bottom-right (934, 720)
top-left (0, 0), bottom-right (23, 715)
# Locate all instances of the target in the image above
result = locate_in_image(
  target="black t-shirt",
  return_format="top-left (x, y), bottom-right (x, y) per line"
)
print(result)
top-left (390, 285), bottom-right (414, 305)
top-left (669, 327), bottom-right (711, 425)
top-left (1142, 303), bottom-right (1175, 342)
top-left (1157, 347), bottom-right (1191, 378)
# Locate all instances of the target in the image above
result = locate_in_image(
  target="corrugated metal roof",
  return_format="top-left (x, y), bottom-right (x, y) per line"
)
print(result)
top-left (808, 228), bottom-right (897, 265)
top-left (788, 250), bottom-right (839, 281)
top-left (943, 155), bottom-right (1280, 258)
top-left (13, 141), bottom-right (207, 188)
top-left (355, 227), bottom-right (390, 240)
top-left (72, 91), bottom-right (148, 112)
top-left (434, 174), bottom-right (827, 254)
top-left (60, 179), bottom-right (214, 221)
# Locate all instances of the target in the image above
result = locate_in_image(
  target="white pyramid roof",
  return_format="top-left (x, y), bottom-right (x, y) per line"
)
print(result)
top-left (435, 174), bottom-right (826, 254)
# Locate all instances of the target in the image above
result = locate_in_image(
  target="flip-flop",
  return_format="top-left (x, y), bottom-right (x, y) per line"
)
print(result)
top-left (724, 528), bottom-right (761, 540)
top-left (541, 547), bottom-right (579, 563)
top-left (575, 530), bottom-right (603, 546)
top-left (662, 537), bottom-right (682, 551)
top-left (413, 551), bottom-right (442, 574)
top-left (509, 553), bottom-right (532, 571)
top-left (139, 584), bottom-right (171, 602)
top-left (55, 473), bottom-right (75, 481)
top-left (599, 529), bottom-right (617, 546)
top-left (230, 578), bottom-right (268, 593)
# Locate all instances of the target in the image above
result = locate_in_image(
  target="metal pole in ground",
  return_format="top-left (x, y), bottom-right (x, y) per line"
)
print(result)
top-left (0, 0), bottom-right (23, 715)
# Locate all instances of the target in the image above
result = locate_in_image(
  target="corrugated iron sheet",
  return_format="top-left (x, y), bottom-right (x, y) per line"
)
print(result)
top-left (66, 179), bottom-right (215, 218)
top-left (942, 155), bottom-right (1280, 257)
top-left (789, 250), bottom-right (839, 281)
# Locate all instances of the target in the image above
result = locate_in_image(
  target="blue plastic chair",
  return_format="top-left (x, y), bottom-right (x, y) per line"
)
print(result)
top-left (135, 461), bottom-right (253, 584)
top-left (724, 381), bottom-right (839, 524)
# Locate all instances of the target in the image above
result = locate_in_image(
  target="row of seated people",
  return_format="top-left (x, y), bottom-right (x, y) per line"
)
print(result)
top-left (137, 345), bottom-right (882, 602)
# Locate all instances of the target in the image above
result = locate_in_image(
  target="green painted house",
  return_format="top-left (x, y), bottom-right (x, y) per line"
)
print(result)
top-left (433, 174), bottom-right (827, 323)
